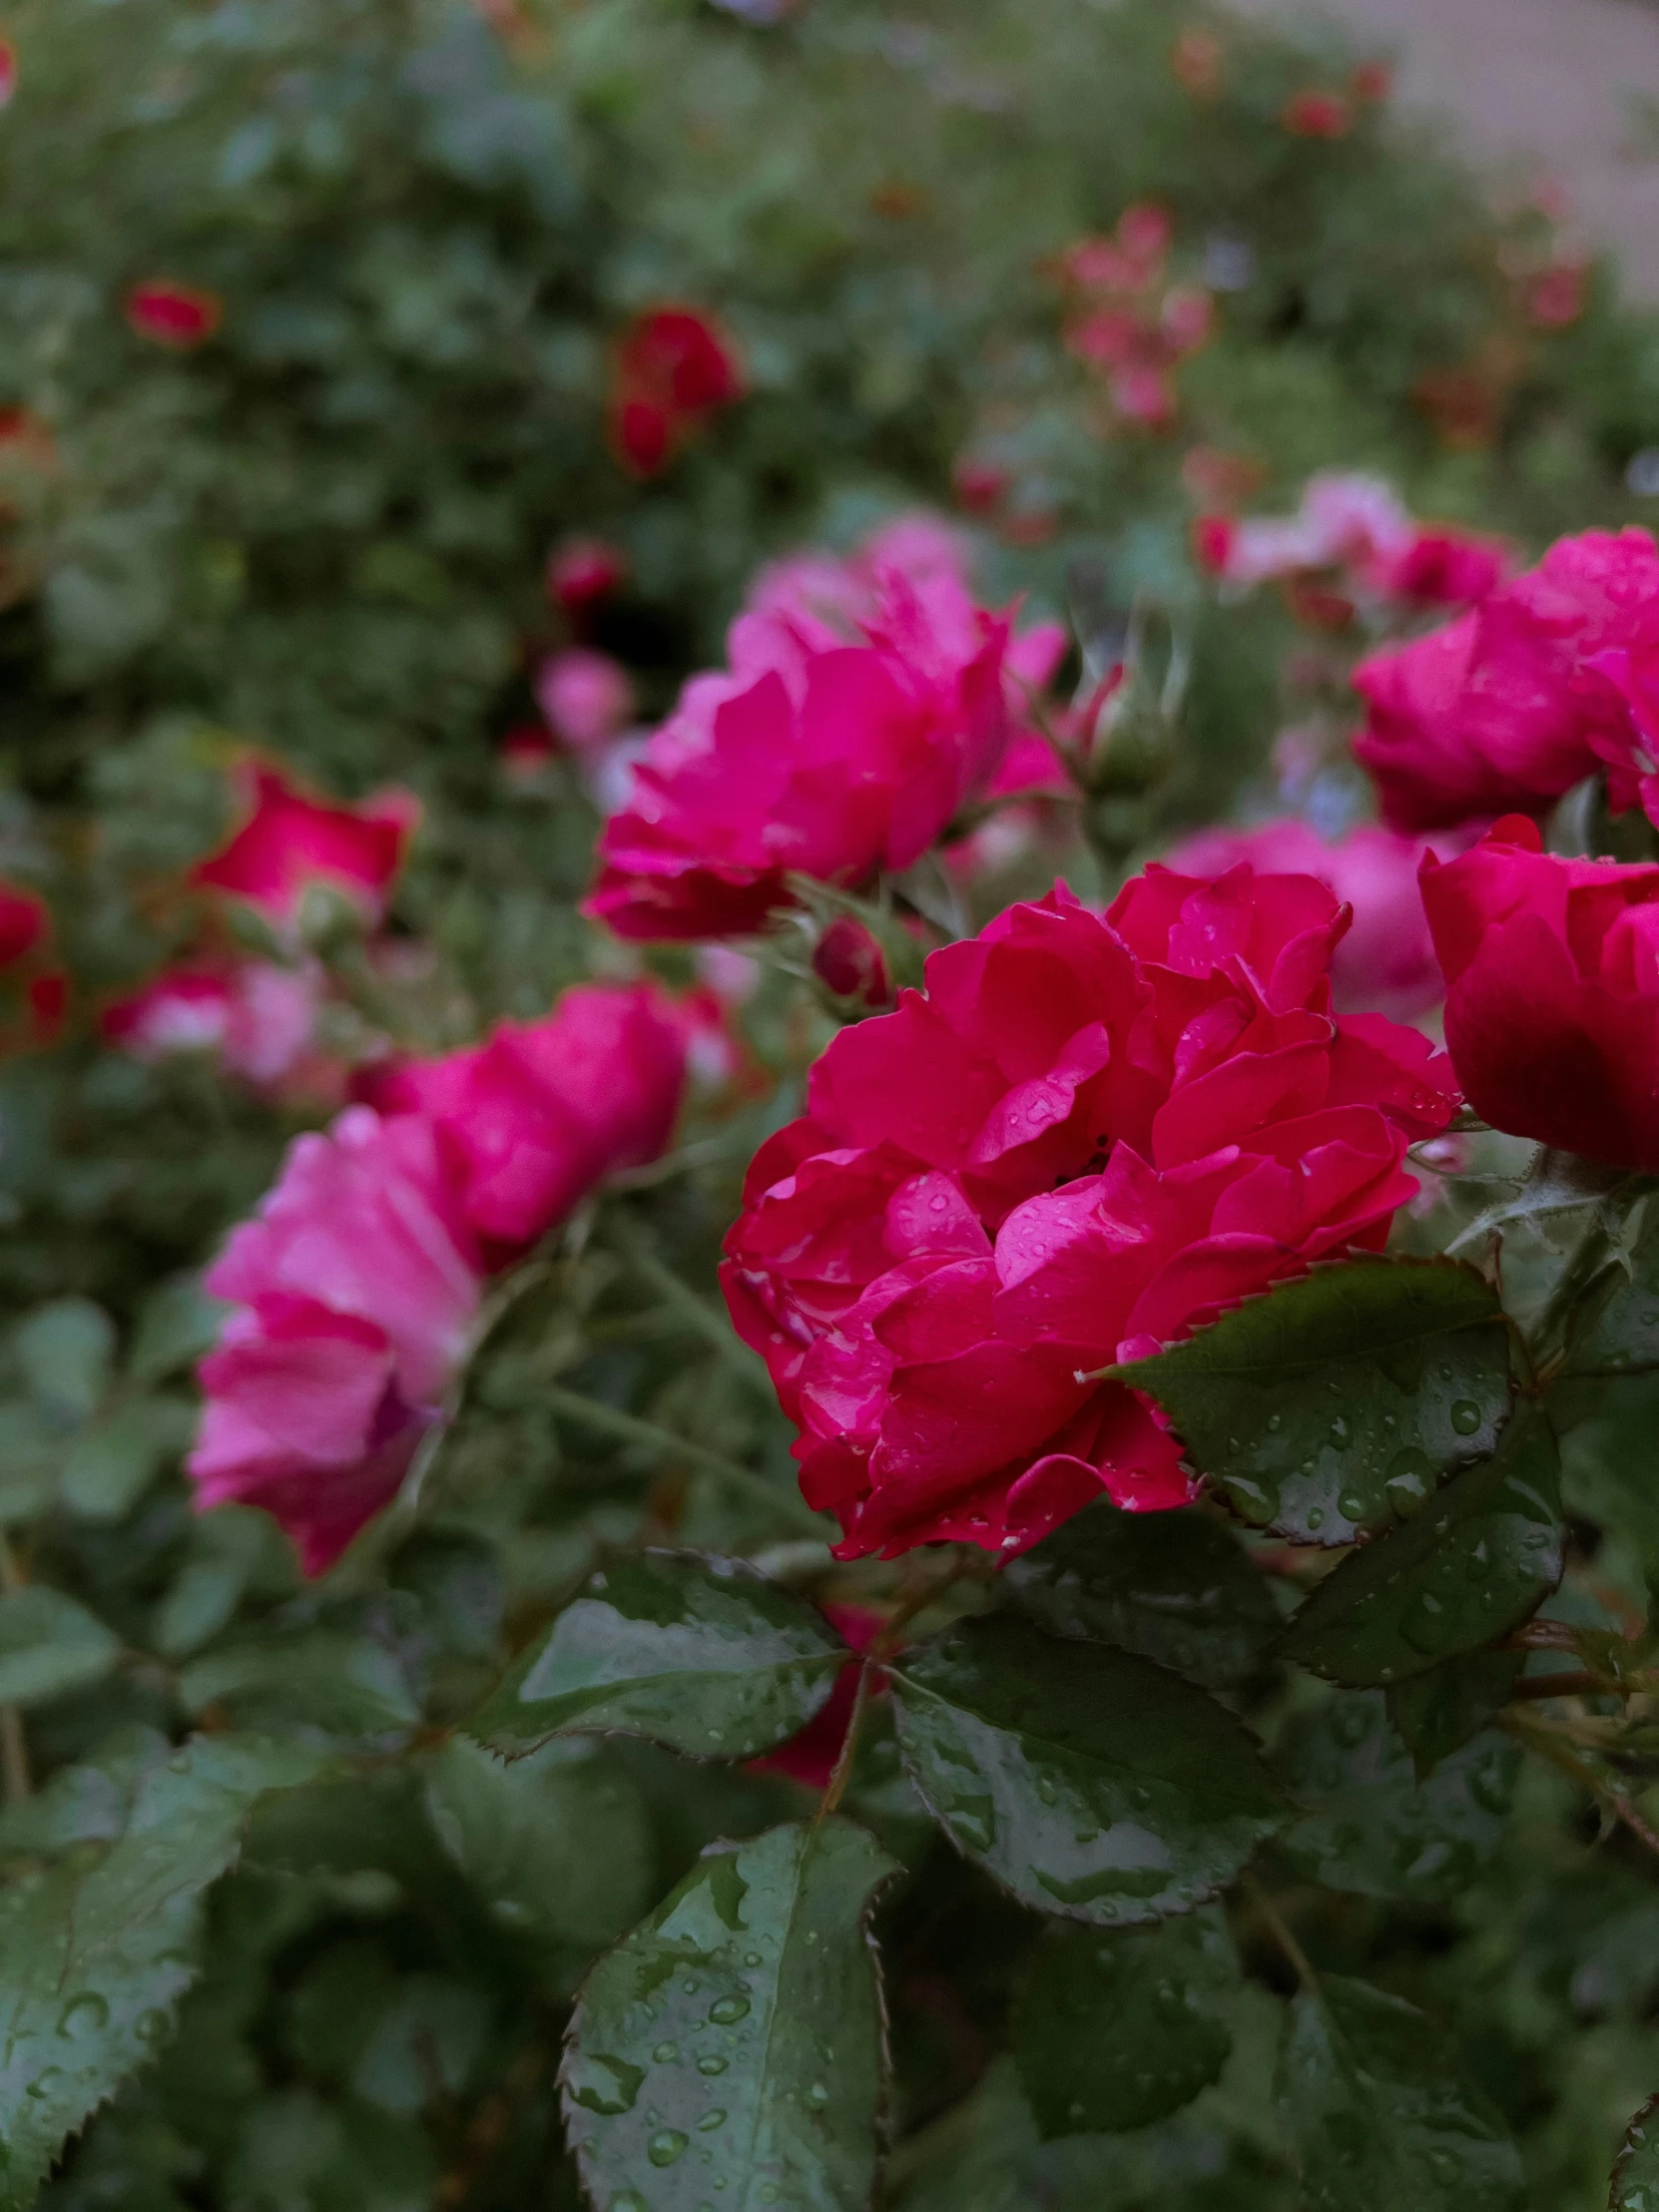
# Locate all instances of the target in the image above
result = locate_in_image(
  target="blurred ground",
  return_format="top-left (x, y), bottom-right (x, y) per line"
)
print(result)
top-left (1232, 0), bottom-right (1659, 295)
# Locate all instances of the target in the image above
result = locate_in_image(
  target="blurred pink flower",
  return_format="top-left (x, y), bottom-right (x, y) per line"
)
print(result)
top-left (535, 647), bottom-right (636, 757)
top-left (195, 764), bottom-right (418, 930)
top-left (103, 960), bottom-right (322, 1089)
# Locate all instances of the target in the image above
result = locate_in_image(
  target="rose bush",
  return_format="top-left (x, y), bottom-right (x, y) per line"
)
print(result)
top-left (723, 864), bottom-right (1456, 1557)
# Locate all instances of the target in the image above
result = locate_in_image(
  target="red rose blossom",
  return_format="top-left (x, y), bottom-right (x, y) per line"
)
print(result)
top-left (609, 306), bottom-right (744, 477)
top-left (1421, 815), bottom-right (1659, 1172)
top-left (1353, 528), bottom-right (1659, 831)
top-left (723, 867), bottom-right (1456, 1560)
top-left (195, 764), bottom-right (418, 930)
top-left (126, 280), bottom-right (223, 348)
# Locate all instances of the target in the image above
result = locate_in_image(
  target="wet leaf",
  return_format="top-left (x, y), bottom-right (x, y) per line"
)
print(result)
top-left (562, 1816), bottom-right (895, 2212)
top-left (473, 1551), bottom-right (846, 1761)
top-left (1011, 1906), bottom-right (1238, 2136)
top-left (1119, 1258), bottom-right (1510, 1546)
top-left (1277, 1691), bottom-right (1518, 1903)
top-left (1005, 1502), bottom-right (1280, 1686)
top-left (1569, 1201), bottom-right (1659, 1377)
top-left (887, 1616), bottom-right (1284, 1925)
top-left (0, 1735), bottom-right (326, 2211)
top-left (1277, 1403), bottom-right (1562, 1687)
top-left (60, 1395), bottom-right (196, 1521)
top-left (1610, 2091), bottom-right (1659, 2212)
top-left (177, 1630), bottom-right (421, 1740)
top-left (0, 1587), bottom-right (121, 1708)
top-left (1277, 1976), bottom-right (1523, 2211)
top-left (1385, 1651), bottom-right (1523, 1780)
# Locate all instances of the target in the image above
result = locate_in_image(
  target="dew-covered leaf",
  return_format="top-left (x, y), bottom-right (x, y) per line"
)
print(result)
top-left (1012, 1905), bottom-right (1238, 2136)
top-left (1277, 1403), bottom-right (1562, 1687)
top-left (473, 1551), bottom-right (846, 1760)
top-left (1119, 1258), bottom-right (1510, 1546)
top-left (425, 1733), bottom-right (653, 1954)
top-left (1569, 1201), bottom-right (1659, 1377)
top-left (1005, 1502), bottom-right (1280, 1686)
top-left (562, 1816), bottom-right (895, 2212)
top-left (0, 1587), bottom-right (121, 1707)
top-left (1610, 2091), bottom-right (1659, 2212)
top-left (0, 1734), bottom-right (326, 2211)
top-left (1277, 1691), bottom-right (1517, 1903)
top-left (887, 1617), bottom-right (1283, 1925)
top-left (1385, 1651), bottom-right (1523, 1780)
top-left (1276, 1976), bottom-right (1523, 2211)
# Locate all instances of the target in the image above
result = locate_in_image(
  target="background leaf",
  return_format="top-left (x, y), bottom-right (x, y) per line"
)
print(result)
top-left (0, 1587), bottom-right (121, 1707)
top-left (473, 1552), bottom-right (846, 1760)
top-left (1276, 1976), bottom-right (1523, 2211)
top-left (1005, 1503), bottom-right (1281, 1687)
top-left (1277, 1404), bottom-right (1563, 1687)
top-left (1610, 2091), bottom-right (1659, 2212)
top-left (888, 1617), bottom-right (1284, 1925)
top-left (561, 1816), bottom-right (895, 2212)
top-left (1120, 1259), bottom-right (1511, 1546)
top-left (1276, 1691), bottom-right (1517, 1904)
top-left (1011, 1906), bottom-right (1239, 2137)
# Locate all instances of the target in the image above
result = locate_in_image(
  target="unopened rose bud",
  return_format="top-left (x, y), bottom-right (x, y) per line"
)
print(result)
top-left (812, 916), bottom-right (893, 1010)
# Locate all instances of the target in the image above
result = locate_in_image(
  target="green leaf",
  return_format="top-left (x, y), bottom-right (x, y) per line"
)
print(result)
top-left (15, 1299), bottom-right (117, 1424)
top-left (472, 1551), bottom-right (846, 1760)
top-left (1385, 1651), bottom-right (1524, 1780)
top-left (1610, 2092), bottom-right (1659, 2212)
top-left (1276, 1976), bottom-right (1523, 2211)
top-left (0, 1726), bottom-right (173, 1856)
top-left (1277, 1403), bottom-right (1563, 1687)
top-left (0, 1587), bottom-right (121, 1707)
top-left (126, 1276), bottom-right (228, 1387)
top-left (562, 1817), bottom-right (896, 2212)
top-left (1277, 1691), bottom-right (1517, 1904)
top-left (887, 1617), bottom-right (1284, 1925)
top-left (1119, 1258), bottom-right (1510, 1545)
top-left (177, 1631), bottom-right (420, 1740)
top-left (424, 1733), bottom-right (654, 1953)
top-left (61, 1396), bottom-right (197, 1521)
top-left (1011, 1906), bottom-right (1238, 2137)
top-left (1005, 1502), bottom-right (1280, 1686)
top-left (1568, 1199), bottom-right (1659, 1376)
top-left (0, 1735), bottom-right (326, 2211)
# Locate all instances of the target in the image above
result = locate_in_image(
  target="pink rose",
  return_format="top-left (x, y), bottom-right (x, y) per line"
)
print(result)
top-left (1354, 528), bottom-right (1659, 830)
top-left (1166, 818), bottom-right (1471, 1018)
top-left (723, 868), bottom-right (1456, 1560)
top-left (587, 518), bottom-right (1055, 941)
top-left (104, 960), bottom-right (322, 1089)
top-left (195, 764), bottom-right (419, 930)
top-left (534, 648), bottom-right (635, 758)
top-left (372, 982), bottom-right (687, 1253)
top-left (191, 1109), bottom-right (483, 1572)
top-left (1421, 814), bottom-right (1659, 1172)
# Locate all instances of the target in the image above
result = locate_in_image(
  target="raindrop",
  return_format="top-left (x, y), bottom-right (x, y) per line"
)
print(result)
top-left (56, 1994), bottom-right (110, 2039)
top-left (743, 1953), bottom-right (763, 1968)
top-left (806, 2083), bottom-right (830, 2109)
top-left (1329, 1415), bottom-right (1352, 1451)
top-left (1449, 1399), bottom-right (1482, 1436)
top-left (610, 2196), bottom-right (649, 2212)
top-left (1465, 1539), bottom-right (1492, 1583)
top-left (1306, 1506), bottom-right (1326, 1532)
top-left (1266, 1412), bottom-right (1283, 1433)
top-left (1035, 1775), bottom-right (1059, 1807)
top-left (649, 2131), bottom-right (690, 2168)
top-left (709, 1995), bottom-right (751, 2026)
top-left (698, 2055), bottom-right (729, 2077)
top-left (654, 2041), bottom-right (680, 2064)
top-left (1338, 1492), bottom-right (1367, 1521)
top-left (699, 2109), bottom-right (728, 2133)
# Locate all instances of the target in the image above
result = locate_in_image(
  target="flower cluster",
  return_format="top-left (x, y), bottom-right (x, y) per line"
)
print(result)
top-left (103, 961), bottom-right (329, 1097)
top-left (1057, 205), bottom-right (1213, 430)
top-left (1353, 527), bottom-right (1659, 830)
top-left (723, 864), bottom-right (1456, 1559)
top-left (588, 516), bottom-right (1065, 941)
top-left (1195, 471), bottom-right (1508, 624)
top-left (190, 982), bottom-right (690, 1570)
top-left (609, 306), bottom-right (745, 478)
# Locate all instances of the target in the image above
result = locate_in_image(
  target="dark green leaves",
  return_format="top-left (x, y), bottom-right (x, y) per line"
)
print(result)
top-left (1277, 1692), bottom-right (1517, 1904)
top-left (1006, 1503), bottom-right (1280, 1686)
top-left (1610, 2092), bottom-right (1659, 2212)
top-left (0, 1588), bottom-right (121, 1706)
top-left (473, 1551), bottom-right (847, 1760)
top-left (1278, 1403), bottom-right (1562, 1686)
top-left (0, 1735), bottom-right (325, 2212)
top-left (1277, 1977), bottom-right (1523, 2211)
top-left (887, 1617), bottom-right (1283, 1924)
top-left (1012, 1906), bottom-right (1239, 2137)
top-left (562, 1817), bottom-right (895, 2212)
top-left (424, 1734), bottom-right (654, 1957)
top-left (1569, 1199), bottom-right (1659, 1376)
top-left (1120, 1258), bottom-right (1510, 1545)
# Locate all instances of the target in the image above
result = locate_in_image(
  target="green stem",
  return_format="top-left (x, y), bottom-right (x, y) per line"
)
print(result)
top-left (607, 1214), bottom-right (775, 1394)
top-left (540, 1383), bottom-right (826, 1537)
top-left (0, 1535), bottom-right (28, 1802)
top-left (1242, 1874), bottom-right (1317, 1991)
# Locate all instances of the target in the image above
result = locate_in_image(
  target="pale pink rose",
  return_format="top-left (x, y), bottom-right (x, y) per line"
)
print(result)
top-left (103, 961), bottom-right (324, 1090)
top-left (535, 648), bottom-right (636, 757)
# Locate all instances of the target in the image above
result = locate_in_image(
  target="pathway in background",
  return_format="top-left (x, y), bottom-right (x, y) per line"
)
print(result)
top-left (1230, 0), bottom-right (1659, 296)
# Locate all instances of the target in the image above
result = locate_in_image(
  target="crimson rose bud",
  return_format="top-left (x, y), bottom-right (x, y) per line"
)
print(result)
top-left (126, 280), bottom-right (223, 348)
top-left (1421, 815), bottom-right (1659, 1172)
top-left (546, 536), bottom-right (627, 612)
top-left (812, 916), bottom-right (893, 1010)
